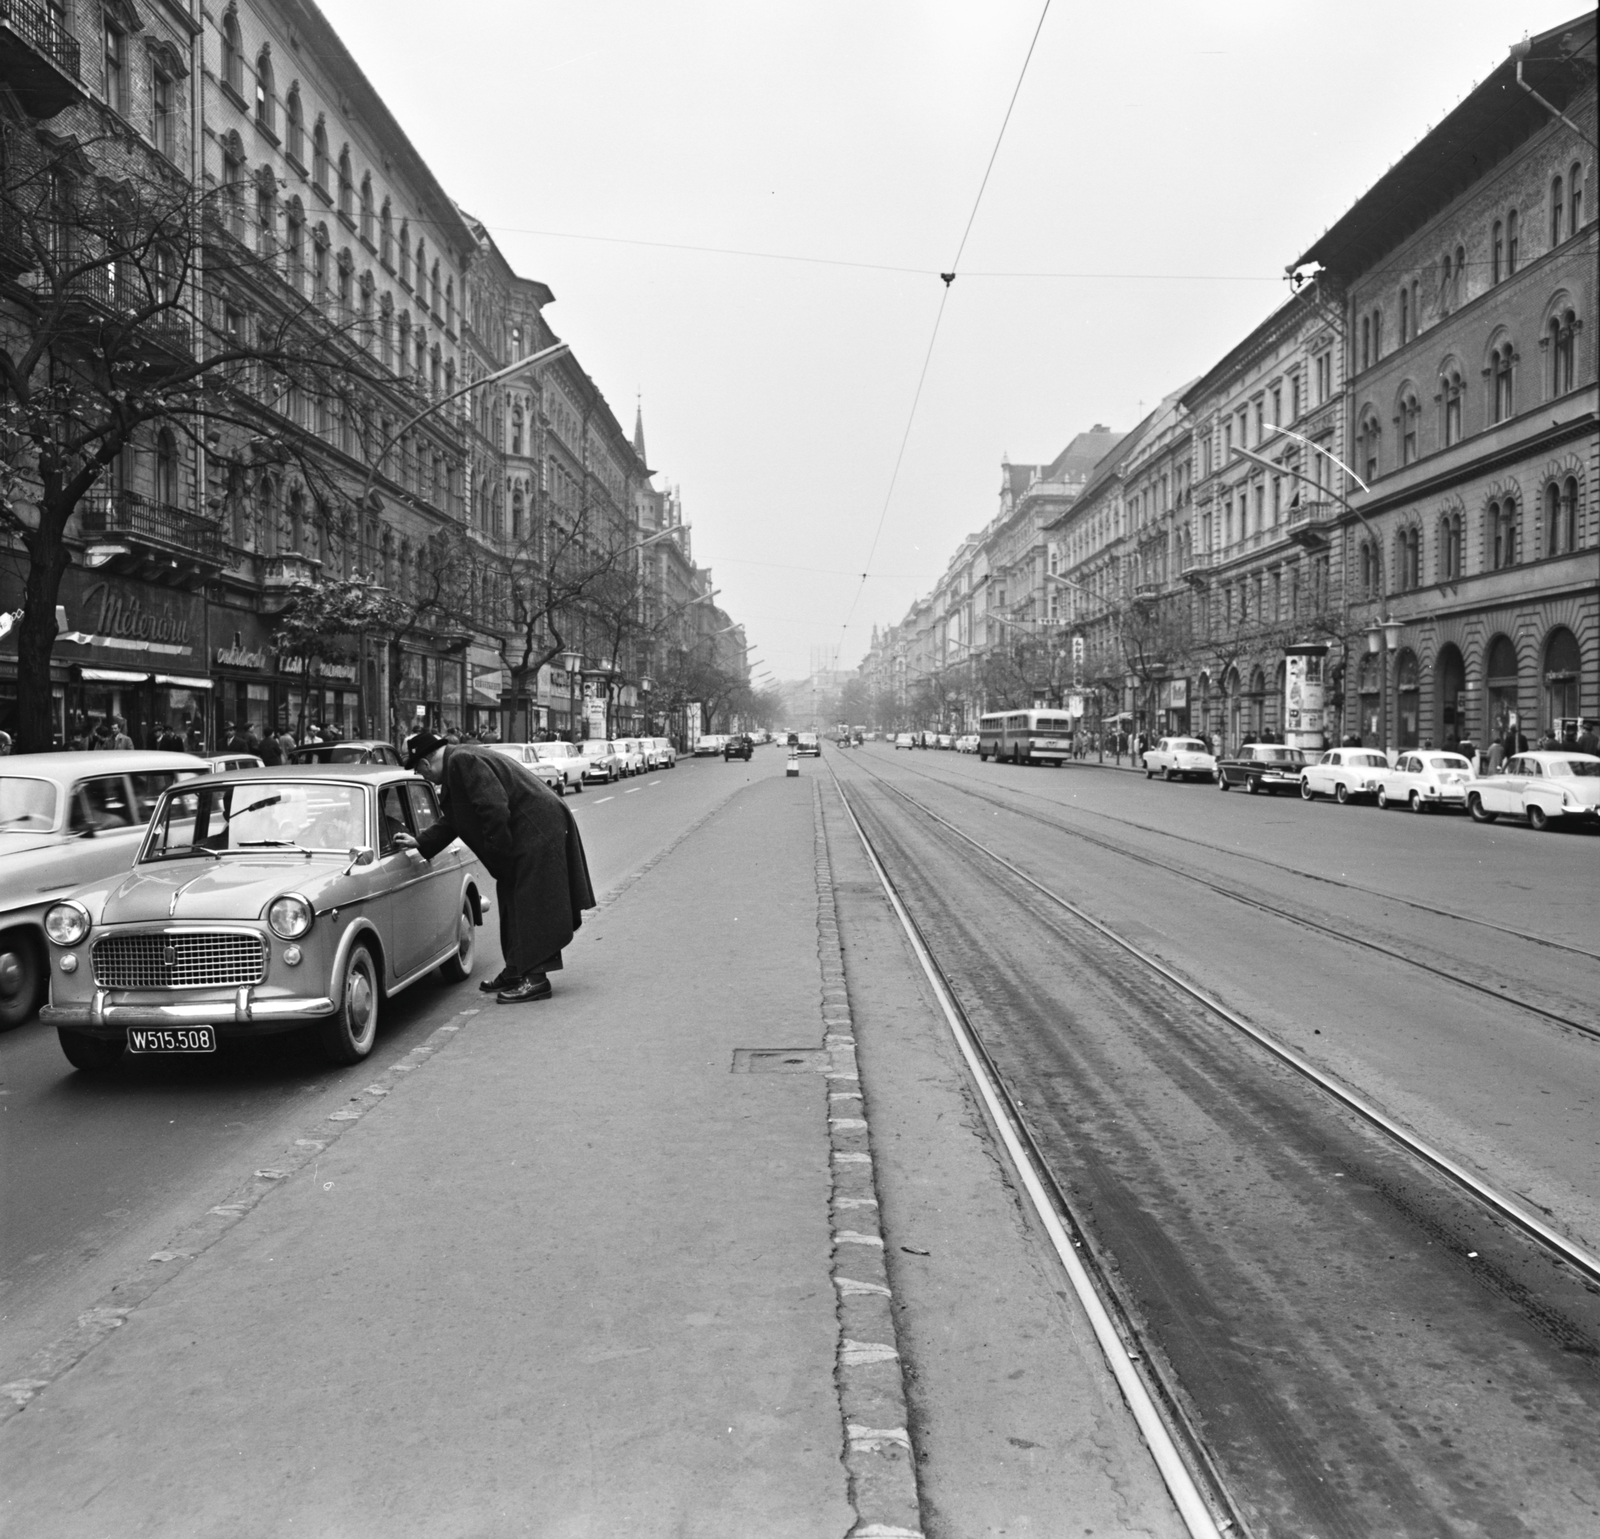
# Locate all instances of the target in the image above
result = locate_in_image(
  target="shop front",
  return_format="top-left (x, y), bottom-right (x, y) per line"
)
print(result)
top-left (277, 654), bottom-right (361, 740)
top-left (1157, 677), bottom-right (1190, 736)
top-left (396, 647), bottom-right (465, 738)
top-left (209, 604), bottom-right (276, 745)
top-left (466, 644), bottom-right (504, 740)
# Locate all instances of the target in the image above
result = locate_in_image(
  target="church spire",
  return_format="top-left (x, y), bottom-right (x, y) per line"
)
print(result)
top-left (633, 393), bottom-right (646, 463)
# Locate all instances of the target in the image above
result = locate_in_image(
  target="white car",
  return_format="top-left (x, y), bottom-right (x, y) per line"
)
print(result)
top-left (577, 741), bottom-right (621, 783)
top-left (488, 741), bottom-right (584, 795)
top-left (1142, 736), bottom-right (1216, 782)
top-left (648, 736), bottom-right (677, 768)
top-left (693, 735), bottom-right (724, 757)
top-left (1372, 750), bottom-right (1475, 813)
top-left (613, 738), bottom-right (646, 776)
top-left (893, 733), bottom-right (915, 750)
top-left (1299, 747), bottom-right (1391, 804)
top-left (955, 734), bottom-right (979, 754)
top-left (1467, 751), bottom-right (1600, 830)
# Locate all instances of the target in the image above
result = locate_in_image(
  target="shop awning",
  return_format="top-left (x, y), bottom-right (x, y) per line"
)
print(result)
top-left (79, 668), bottom-right (152, 683)
top-left (154, 674), bottom-right (214, 689)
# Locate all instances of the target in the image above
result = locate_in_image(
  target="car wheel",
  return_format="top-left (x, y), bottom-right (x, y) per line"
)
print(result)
top-left (1409, 791), bottom-right (1425, 814)
top-left (1527, 803), bottom-right (1550, 832)
top-left (1164, 767), bottom-right (1175, 782)
top-left (1300, 778), bottom-right (1314, 801)
top-left (1335, 783), bottom-right (1349, 805)
top-left (1468, 793), bottom-right (1497, 824)
top-left (1246, 775), bottom-right (1260, 795)
top-left (438, 899), bottom-right (477, 983)
top-left (57, 1028), bottom-right (125, 1072)
top-left (1217, 774), bottom-right (1229, 791)
top-left (573, 777), bottom-right (583, 794)
top-left (0, 930), bottom-right (43, 1030)
top-left (1145, 765), bottom-right (1154, 779)
top-left (1375, 787), bottom-right (1389, 809)
top-left (320, 943), bottom-right (379, 1065)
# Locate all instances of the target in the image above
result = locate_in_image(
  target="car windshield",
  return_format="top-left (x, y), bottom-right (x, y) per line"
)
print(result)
top-left (1428, 756), bottom-right (1471, 770)
top-left (0, 777), bottom-right (60, 828)
top-left (144, 781), bottom-right (368, 860)
top-left (1173, 740), bottom-right (1206, 753)
top-left (531, 744), bottom-right (566, 762)
top-left (1547, 759), bottom-right (1600, 777)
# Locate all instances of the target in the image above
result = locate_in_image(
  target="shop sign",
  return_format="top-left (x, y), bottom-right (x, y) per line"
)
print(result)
top-left (215, 645), bottom-right (268, 669)
top-left (61, 580), bottom-right (200, 657)
top-left (277, 654), bottom-right (359, 683)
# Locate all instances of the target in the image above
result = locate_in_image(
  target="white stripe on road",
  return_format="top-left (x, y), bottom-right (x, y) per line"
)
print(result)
top-left (596, 796), bottom-right (614, 803)
top-left (649, 780), bottom-right (661, 786)
top-left (625, 787), bottom-right (640, 794)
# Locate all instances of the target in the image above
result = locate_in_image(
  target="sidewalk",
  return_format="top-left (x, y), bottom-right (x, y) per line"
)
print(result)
top-left (0, 770), bottom-right (897, 1537)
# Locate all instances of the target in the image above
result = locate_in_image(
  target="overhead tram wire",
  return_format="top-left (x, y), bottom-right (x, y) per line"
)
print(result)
top-left (829, 0), bottom-right (1054, 675)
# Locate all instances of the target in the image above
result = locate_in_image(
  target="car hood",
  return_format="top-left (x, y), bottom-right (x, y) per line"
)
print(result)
top-left (0, 829), bottom-right (71, 859)
top-left (93, 855), bottom-right (355, 926)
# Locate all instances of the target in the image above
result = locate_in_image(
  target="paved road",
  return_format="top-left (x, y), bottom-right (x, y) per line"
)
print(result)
top-left (832, 744), bottom-right (1600, 1536)
top-left (0, 752), bottom-right (765, 1372)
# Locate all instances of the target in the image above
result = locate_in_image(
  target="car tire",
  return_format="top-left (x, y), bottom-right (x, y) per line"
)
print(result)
top-left (1300, 778), bottom-right (1314, 801)
top-left (0, 929), bottom-right (44, 1030)
top-left (1164, 767), bottom-right (1176, 782)
top-left (1409, 791), bottom-right (1426, 814)
top-left (1246, 775), bottom-right (1260, 795)
top-left (1335, 783), bottom-right (1349, 805)
top-left (438, 898), bottom-right (477, 983)
top-left (573, 778), bottom-right (583, 793)
top-left (1145, 766), bottom-right (1154, 779)
top-left (1376, 787), bottom-right (1389, 809)
top-left (320, 943), bottom-right (379, 1065)
top-left (1217, 774), bottom-right (1229, 791)
top-left (1527, 803), bottom-right (1550, 832)
top-left (57, 1028), bottom-right (125, 1072)
top-left (1468, 793), bottom-right (1497, 824)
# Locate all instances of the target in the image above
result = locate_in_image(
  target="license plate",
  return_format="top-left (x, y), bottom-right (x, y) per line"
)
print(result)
top-left (127, 1026), bottom-right (217, 1053)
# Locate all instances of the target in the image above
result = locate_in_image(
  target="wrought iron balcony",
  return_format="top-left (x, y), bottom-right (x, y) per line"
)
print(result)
top-left (0, 0), bottom-right (83, 117)
top-left (59, 265), bottom-right (194, 362)
top-left (80, 491), bottom-right (224, 587)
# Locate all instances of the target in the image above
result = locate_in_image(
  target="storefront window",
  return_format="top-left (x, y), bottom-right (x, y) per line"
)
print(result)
top-left (1395, 650), bottom-right (1419, 748)
top-left (1484, 634), bottom-right (1520, 747)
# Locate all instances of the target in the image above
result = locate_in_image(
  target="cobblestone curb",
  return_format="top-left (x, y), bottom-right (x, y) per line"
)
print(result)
top-left (0, 1006), bottom-right (483, 1424)
top-left (814, 780), bottom-right (926, 1539)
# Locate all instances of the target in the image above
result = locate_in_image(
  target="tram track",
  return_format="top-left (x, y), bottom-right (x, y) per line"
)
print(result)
top-left (849, 749), bottom-right (1598, 1041)
top-left (828, 755), bottom-right (1600, 1537)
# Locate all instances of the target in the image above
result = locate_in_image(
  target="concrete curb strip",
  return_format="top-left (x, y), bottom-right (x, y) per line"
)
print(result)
top-left (814, 780), bottom-right (926, 1539)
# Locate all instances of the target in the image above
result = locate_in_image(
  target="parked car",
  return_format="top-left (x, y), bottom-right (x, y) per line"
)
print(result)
top-left (649, 737), bottom-right (678, 768)
top-left (0, 751), bottom-right (212, 1028)
top-left (1215, 742), bottom-right (1312, 794)
top-left (795, 732), bottom-right (822, 757)
top-left (724, 734), bottom-right (754, 761)
top-left (1299, 746), bottom-right (1392, 804)
top-left (205, 753), bottom-right (264, 775)
top-left (955, 734), bottom-right (979, 753)
top-left (1467, 751), bottom-right (1600, 830)
top-left (693, 735), bottom-right (725, 757)
top-left (893, 733), bottom-right (916, 750)
top-left (1371, 750), bottom-right (1476, 813)
top-left (613, 738), bottom-right (646, 776)
top-left (1142, 737), bottom-right (1217, 782)
top-left (290, 740), bottom-right (404, 766)
top-left (488, 741), bottom-right (584, 795)
top-left (40, 765), bottom-right (488, 1071)
top-left (935, 733), bottom-right (955, 750)
top-left (577, 740), bottom-right (622, 783)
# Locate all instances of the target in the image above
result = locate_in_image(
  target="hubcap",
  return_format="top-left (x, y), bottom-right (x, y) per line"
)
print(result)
top-left (0, 951), bottom-right (22, 997)
top-left (459, 914), bottom-right (473, 961)
top-left (348, 968), bottom-right (373, 1029)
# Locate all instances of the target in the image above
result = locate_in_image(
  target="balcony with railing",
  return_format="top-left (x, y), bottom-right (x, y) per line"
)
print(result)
top-left (1181, 550), bottom-right (1212, 585)
top-left (0, 0), bottom-right (83, 117)
top-left (59, 264), bottom-right (194, 363)
top-left (81, 491), bottom-right (224, 587)
top-left (1286, 499), bottom-right (1338, 549)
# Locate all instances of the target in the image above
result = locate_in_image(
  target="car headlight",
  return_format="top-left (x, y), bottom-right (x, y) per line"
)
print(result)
top-left (44, 900), bottom-right (90, 947)
top-left (267, 893), bottom-right (314, 940)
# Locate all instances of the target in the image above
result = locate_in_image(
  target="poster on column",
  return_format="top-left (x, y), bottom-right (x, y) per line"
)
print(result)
top-left (1283, 645), bottom-right (1328, 750)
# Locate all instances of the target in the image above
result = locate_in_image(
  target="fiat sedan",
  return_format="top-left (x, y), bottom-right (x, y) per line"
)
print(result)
top-left (40, 766), bottom-right (487, 1071)
top-left (1371, 751), bottom-right (1476, 812)
top-left (1299, 747), bottom-right (1391, 804)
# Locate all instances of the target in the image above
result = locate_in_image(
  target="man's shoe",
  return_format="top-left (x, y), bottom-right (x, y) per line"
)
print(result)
top-left (497, 973), bottom-right (552, 1003)
top-left (479, 967), bottom-right (519, 993)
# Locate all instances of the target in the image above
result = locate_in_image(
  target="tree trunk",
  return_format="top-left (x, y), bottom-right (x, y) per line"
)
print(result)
top-left (16, 512), bottom-right (74, 754)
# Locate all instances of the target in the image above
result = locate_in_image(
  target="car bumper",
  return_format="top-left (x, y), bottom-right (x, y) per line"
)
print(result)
top-left (43, 987), bottom-right (338, 1035)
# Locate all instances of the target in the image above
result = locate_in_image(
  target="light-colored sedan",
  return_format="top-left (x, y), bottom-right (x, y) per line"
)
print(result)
top-left (893, 733), bottom-right (915, 750)
top-left (489, 741), bottom-right (584, 795)
top-left (693, 735), bottom-right (724, 757)
top-left (1467, 751), bottom-right (1600, 830)
top-left (613, 738), bottom-right (646, 776)
top-left (650, 737), bottom-right (677, 768)
top-left (41, 765), bottom-right (488, 1070)
top-left (1299, 747), bottom-right (1392, 804)
top-left (1372, 750), bottom-right (1475, 813)
top-left (955, 734), bottom-right (979, 754)
top-left (0, 751), bottom-right (210, 1028)
top-left (577, 740), bottom-right (621, 783)
top-left (1143, 736), bottom-right (1216, 782)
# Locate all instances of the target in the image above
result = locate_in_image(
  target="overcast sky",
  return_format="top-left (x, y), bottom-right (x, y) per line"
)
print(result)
top-left (321, 0), bottom-right (1584, 681)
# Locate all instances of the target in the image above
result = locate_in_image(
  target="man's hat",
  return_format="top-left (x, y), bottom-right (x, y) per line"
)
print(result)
top-left (405, 729), bottom-right (447, 770)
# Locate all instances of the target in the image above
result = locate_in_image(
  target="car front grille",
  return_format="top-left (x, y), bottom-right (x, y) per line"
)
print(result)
top-left (93, 932), bottom-right (267, 990)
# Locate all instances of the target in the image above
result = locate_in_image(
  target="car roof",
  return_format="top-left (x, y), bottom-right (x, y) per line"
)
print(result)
top-left (290, 739), bottom-right (393, 751)
top-left (0, 750), bottom-right (209, 778)
top-left (181, 764), bottom-right (420, 786)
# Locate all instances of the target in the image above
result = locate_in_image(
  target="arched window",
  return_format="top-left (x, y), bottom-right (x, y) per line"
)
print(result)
top-left (1359, 538), bottom-right (1379, 598)
top-left (254, 48), bottom-right (274, 131)
top-left (220, 132), bottom-right (246, 238)
top-left (378, 294), bottom-right (393, 368)
top-left (398, 220), bottom-right (411, 285)
top-left (337, 147), bottom-right (353, 218)
top-left (1490, 342), bottom-right (1514, 423)
top-left (415, 238), bottom-right (426, 296)
top-left (512, 485), bottom-right (525, 538)
top-left (1492, 219), bottom-right (1503, 283)
top-left (1490, 496), bottom-right (1519, 570)
top-left (1396, 524), bottom-right (1420, 591)
top-left (1360, 314), bottom-right (1370, 371)
top-left (1551, 176), bottom-right (1565, 245)
top-left (1548, 308), bottom-right (1576, 396)
top-left (1507, 208), bottom-right (1519, 274)
top-left (1371, 307), bottom-right (1382, 361)
top-left (285, 85), bottom-right (303, 162)
top-left (1572, 161), bottom-right (1585, 230)
top-left (511, 405), bottom-right (523, 456)
top-left (359, 174), bottom-right (374, 243)
top-left (379, 198), bottom-right (392, 267)
top-left (154, 429), bottom-right (178, 507)
top-left (1441, 367), bottom-right (1463, 446)
top-left (1544, 627), bottom-right (1582, 728)
top-left (1561, 476), bottom-right (1579, 553)
top-left (430, 259), bottom-right (440, 315)
top-left (311, 223), bottom-right (329, 302)
top-left (1440, 509), bottom-right (1463, 580)
top-left (255, 167), bottom-right (275, 257)
top-left (1399, 390), bottom-right (1420, 465)
top-left (1399, 285), bottom-right (1410, 343)
top-left (1439, 252), bottom-right (1452, 314)
top-left (284, 198), bottom-right (305, 289)
top-left (1544, 481), bottom-right (1563, 557)
top-left (1453, 243), bottom-right (1465, 306)
top-left (445, 277), bottom-right (454, 331)
top-left (1359, 413), bottom-right (1381, 482)
top-left (221, 7), bottom-right (243, 95)
top-left (312, 118), bottom-right (329, 194)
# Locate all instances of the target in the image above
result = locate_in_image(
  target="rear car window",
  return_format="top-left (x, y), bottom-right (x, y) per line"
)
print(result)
top-left (0, 777), bottom-right (60, 828)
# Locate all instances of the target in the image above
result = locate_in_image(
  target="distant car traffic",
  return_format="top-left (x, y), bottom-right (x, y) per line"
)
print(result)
top-left (1142, 737), bottom-right (1216, 782)
top-left (955, 734), bottom-right (979, 753)
top-left (1467, 751), bottom-right (1600, 830)
top-left (1371, 750), bottom-right (1475, 813)
top-left (577, 741), bottom-right (622, 783)
top-left (489, 742), bottom-right (584, 795)
top-left (893, 733), bottom-right (915, 750)
top-left (795, 733), bottom-right (821, 757)
top-left (290, 740), bottom-right (404, 766)
top-left (1215, 742), bottom-right (1312, 794)
top-left (646, 736), bottom-right (677, 768)
top-left (694, 735), bottom-right (725, 757)
top-left (1299, 746), bottom-right (1391, 804)
top-left (723, 734), bottom-right (753, 761)
top-left (0, 751), bottom-right (211, 1027)
top-left (612, 738), bottom-right (646, 776)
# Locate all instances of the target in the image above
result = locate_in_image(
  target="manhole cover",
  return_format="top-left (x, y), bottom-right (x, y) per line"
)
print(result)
top-left (731, 1048), bottom-right (830, 1073)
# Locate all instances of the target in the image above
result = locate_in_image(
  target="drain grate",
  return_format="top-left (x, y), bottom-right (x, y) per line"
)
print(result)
top-left (731, 1048), bottom-right (831, 1073)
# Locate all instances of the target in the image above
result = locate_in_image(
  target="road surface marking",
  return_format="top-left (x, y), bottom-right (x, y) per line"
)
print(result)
top-left (625, 787), bottom-right (640, 794)
top-left (649, 779), bottom-right (661, 785)
top-left (596, 796), bottom-right (614, 803)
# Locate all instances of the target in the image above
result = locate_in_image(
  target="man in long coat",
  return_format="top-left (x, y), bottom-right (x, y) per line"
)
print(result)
top-left (407, 731), bottom-right (595, 1002)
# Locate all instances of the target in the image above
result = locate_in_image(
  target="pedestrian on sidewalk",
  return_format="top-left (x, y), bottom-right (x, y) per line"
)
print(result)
top-left (406, 729), bottom-right (596, 1003)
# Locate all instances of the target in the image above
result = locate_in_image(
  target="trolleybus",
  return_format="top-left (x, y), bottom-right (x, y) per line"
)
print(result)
top-left (977, 710), bottom-right (1076, 765)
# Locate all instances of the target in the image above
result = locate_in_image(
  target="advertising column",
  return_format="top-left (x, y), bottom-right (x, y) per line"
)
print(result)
top-left (1283, 644), bottom-right (1329, 753)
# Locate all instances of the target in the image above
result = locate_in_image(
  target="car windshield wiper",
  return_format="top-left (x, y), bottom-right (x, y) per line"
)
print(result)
top-left (148, 843), bottom-right (223, 861)
top-left (237, 839), bottom-right (314, 853)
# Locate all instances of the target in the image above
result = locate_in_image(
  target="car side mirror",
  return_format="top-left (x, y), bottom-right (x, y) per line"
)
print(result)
top-left (343, 846), bottom-right (377, 874)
